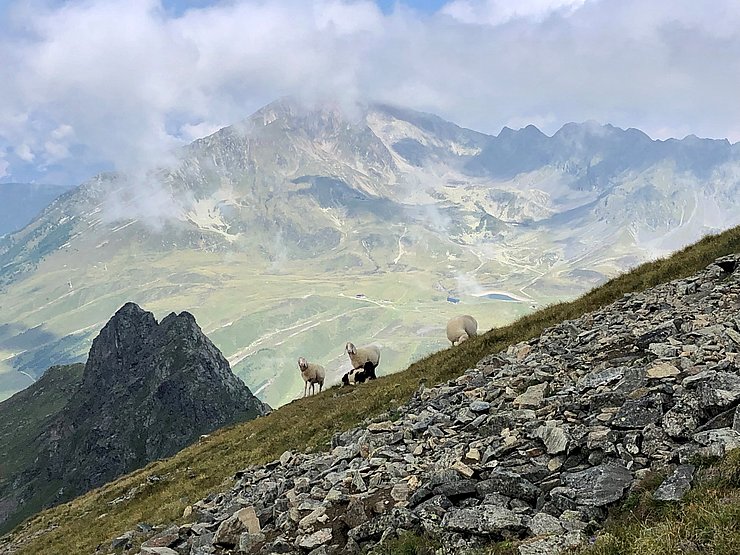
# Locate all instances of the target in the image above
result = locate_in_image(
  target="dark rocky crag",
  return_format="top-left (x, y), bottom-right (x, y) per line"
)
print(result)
top-left (0, 303), bottom-right (268, 535)
top-left (124, 255), bottom-right (740, 555)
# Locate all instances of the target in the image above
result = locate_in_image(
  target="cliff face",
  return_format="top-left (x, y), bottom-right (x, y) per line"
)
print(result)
top-left (0, 303), bottom-right (268, 534)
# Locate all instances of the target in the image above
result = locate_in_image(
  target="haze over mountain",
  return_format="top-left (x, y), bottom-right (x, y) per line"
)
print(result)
top-left (0, 302), bottom-right (267, 535)
top-left (0, 183), bottom-right (73, 237)
top-left (0, 99), bottom-right (739, 408)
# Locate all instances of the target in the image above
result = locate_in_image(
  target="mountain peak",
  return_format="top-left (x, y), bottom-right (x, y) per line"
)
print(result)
top-left (0, 302), bottom-right (269, 533)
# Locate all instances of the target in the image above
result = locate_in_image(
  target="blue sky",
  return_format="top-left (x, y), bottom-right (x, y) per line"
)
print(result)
top-left (1, 0), bottom-right (739, 186)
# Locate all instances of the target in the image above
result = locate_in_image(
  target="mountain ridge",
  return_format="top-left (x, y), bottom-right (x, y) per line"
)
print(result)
top-left (0, 302), bottom-right (268, 535)
top-left (0, 99), bottom-right (739, 408)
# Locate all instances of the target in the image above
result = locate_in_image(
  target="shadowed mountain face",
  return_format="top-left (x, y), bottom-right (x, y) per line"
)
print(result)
top-left (0, 99), bottom-right (739, 408)
top-left (0, 303), bottom-right (267, 535)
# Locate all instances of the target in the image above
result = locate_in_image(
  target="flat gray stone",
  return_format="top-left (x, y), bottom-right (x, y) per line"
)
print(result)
top-left (612, 394), bottom-right (663, 429)
top-left (518, 531), bottom-right (583, 555)
top-left (647, 363), bottom-right (680, 379)
top-left (576, 367), bottom-right (624, 392)
top-left (296, 528), bottom-right (333, 549)
top-left (527, 512), bottom-right (563, 536)
top-left (653, 465), bottom-right (695, 501)
top-left (470, 400), bottom-right (491, 412)
top-left (562, 463), bottom-right (633, 507)
top-left (477, 470), bottom-right (540, 501)
top-left (442, 505), bottom-right (525, 535)
top-left (533, 425), bottom-right (569, 454)
top-left (514, 383), bottom-right (550, 407)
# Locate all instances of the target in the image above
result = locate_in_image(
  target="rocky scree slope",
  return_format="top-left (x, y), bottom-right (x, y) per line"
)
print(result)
top-left (117, 255), bottom-right (740, 555)
top-left (0, 302), bottom-right (268, 535)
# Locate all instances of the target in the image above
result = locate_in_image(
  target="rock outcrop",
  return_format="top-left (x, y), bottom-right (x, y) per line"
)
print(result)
top-left (0, 303), bottom-right (268, 534)
top-left (121, 254), bottom-right (736, 553)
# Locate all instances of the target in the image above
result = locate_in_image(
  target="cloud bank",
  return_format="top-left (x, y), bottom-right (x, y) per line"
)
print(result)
top-left (1, 0), bottom-right (739, 186)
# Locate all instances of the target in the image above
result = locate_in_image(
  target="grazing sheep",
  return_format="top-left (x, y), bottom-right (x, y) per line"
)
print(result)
top-left (342, 361), bottom-right (375, 386)
top-left (298, 357), bottom-right (325, 397)
top-left (345, 342), bottom-right (380, 378)
top-left (446, 315), bottom-right (478, 346)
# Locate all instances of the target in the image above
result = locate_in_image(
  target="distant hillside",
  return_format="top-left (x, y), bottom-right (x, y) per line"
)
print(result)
top-left (0, 182), bottom-right (72, 237)
top-left (2, 225), bottom-right (737, 555)
top-left (1, 99), bottom-right (739, 408)
top-left (0, 302), bottom-right (268, 535)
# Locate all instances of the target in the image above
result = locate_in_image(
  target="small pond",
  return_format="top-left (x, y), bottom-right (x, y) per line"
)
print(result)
top-left (481, 293), bottom-right (521, 302)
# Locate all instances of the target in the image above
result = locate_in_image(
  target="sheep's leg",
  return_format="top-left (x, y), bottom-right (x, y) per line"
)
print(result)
top-left (303, 382), bottom-right (307, 398)
top-left (319, 382), bottom-right (323, 393)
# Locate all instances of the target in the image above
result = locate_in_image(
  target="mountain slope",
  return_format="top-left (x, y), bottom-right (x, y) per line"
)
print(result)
top-left (0, 363), bottom-right (84, 531)
top-left (0, 302), bottom-right (268, 535)
top-left (118, 250), bottom-right (740, 554)
top-left (0, 100), bottom-right (739, 408)
top-left (0, 183), bottom-right (73, 237)
top-left (1, 224), bottom-right (738, 555)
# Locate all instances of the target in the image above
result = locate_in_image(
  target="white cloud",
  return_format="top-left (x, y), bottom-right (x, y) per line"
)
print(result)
top-left (442, 0), bottom-right (587, 25)
top-left (15, 143), bottom-right (35, 162)
top-left (43, 140), bottom-right (70, 162)
top-left (179, 121), bottom-right (225, 142)
top-left (0, 0), bottom-right (739, 188)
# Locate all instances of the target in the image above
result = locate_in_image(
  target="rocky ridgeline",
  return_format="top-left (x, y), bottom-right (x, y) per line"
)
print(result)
top-left (0, 302), bottom-right (270, 537)
top-left (125, 255), bottom-right (740, 555)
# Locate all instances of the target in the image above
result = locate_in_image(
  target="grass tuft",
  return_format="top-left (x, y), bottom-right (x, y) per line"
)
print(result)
top-left (376, 531), bottom-right (441, 555)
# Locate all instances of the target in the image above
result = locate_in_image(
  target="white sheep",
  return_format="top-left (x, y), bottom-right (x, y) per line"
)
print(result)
top-left (343, 342), bottom-right (380, 385)
top-left (298, 357), bottom-right (325, 397)
top-left (446, 315), bottom-right (478, 346)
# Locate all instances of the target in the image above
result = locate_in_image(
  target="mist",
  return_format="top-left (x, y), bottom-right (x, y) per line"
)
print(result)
top-left (1, 0), bottom-right (739, 192)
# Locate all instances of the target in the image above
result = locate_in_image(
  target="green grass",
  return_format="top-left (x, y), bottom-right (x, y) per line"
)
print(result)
top-left (0, 364), bottom-right (84, 535)
top-left (0, 364), bottom-right (83, 479)
top-left (377, 531), bottom-right (441, 554)
top-left (2, 225), bottom-right (740, 554)
top-left (0, 242), bottom-right (533, 407)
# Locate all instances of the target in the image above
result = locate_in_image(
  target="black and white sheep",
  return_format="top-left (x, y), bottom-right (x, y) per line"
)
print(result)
top-left (342, 361), bottom-right (376, 385)
top-left (298, 357), bottom-right (325, 397)
top-left (342, 342), bottom-right (380, 385)
top-left (446, 315), bottom-right (478, 346)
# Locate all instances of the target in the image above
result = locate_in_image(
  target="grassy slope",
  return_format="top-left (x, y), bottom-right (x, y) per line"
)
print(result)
top-left (0, 364), bottom-right (83, 480)
top-left (0, 222), bottom-right (537, 407)
top-left (3, 225), bottom-right (740, 555)
top-left (0, 364), bottom-right (84, 535)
